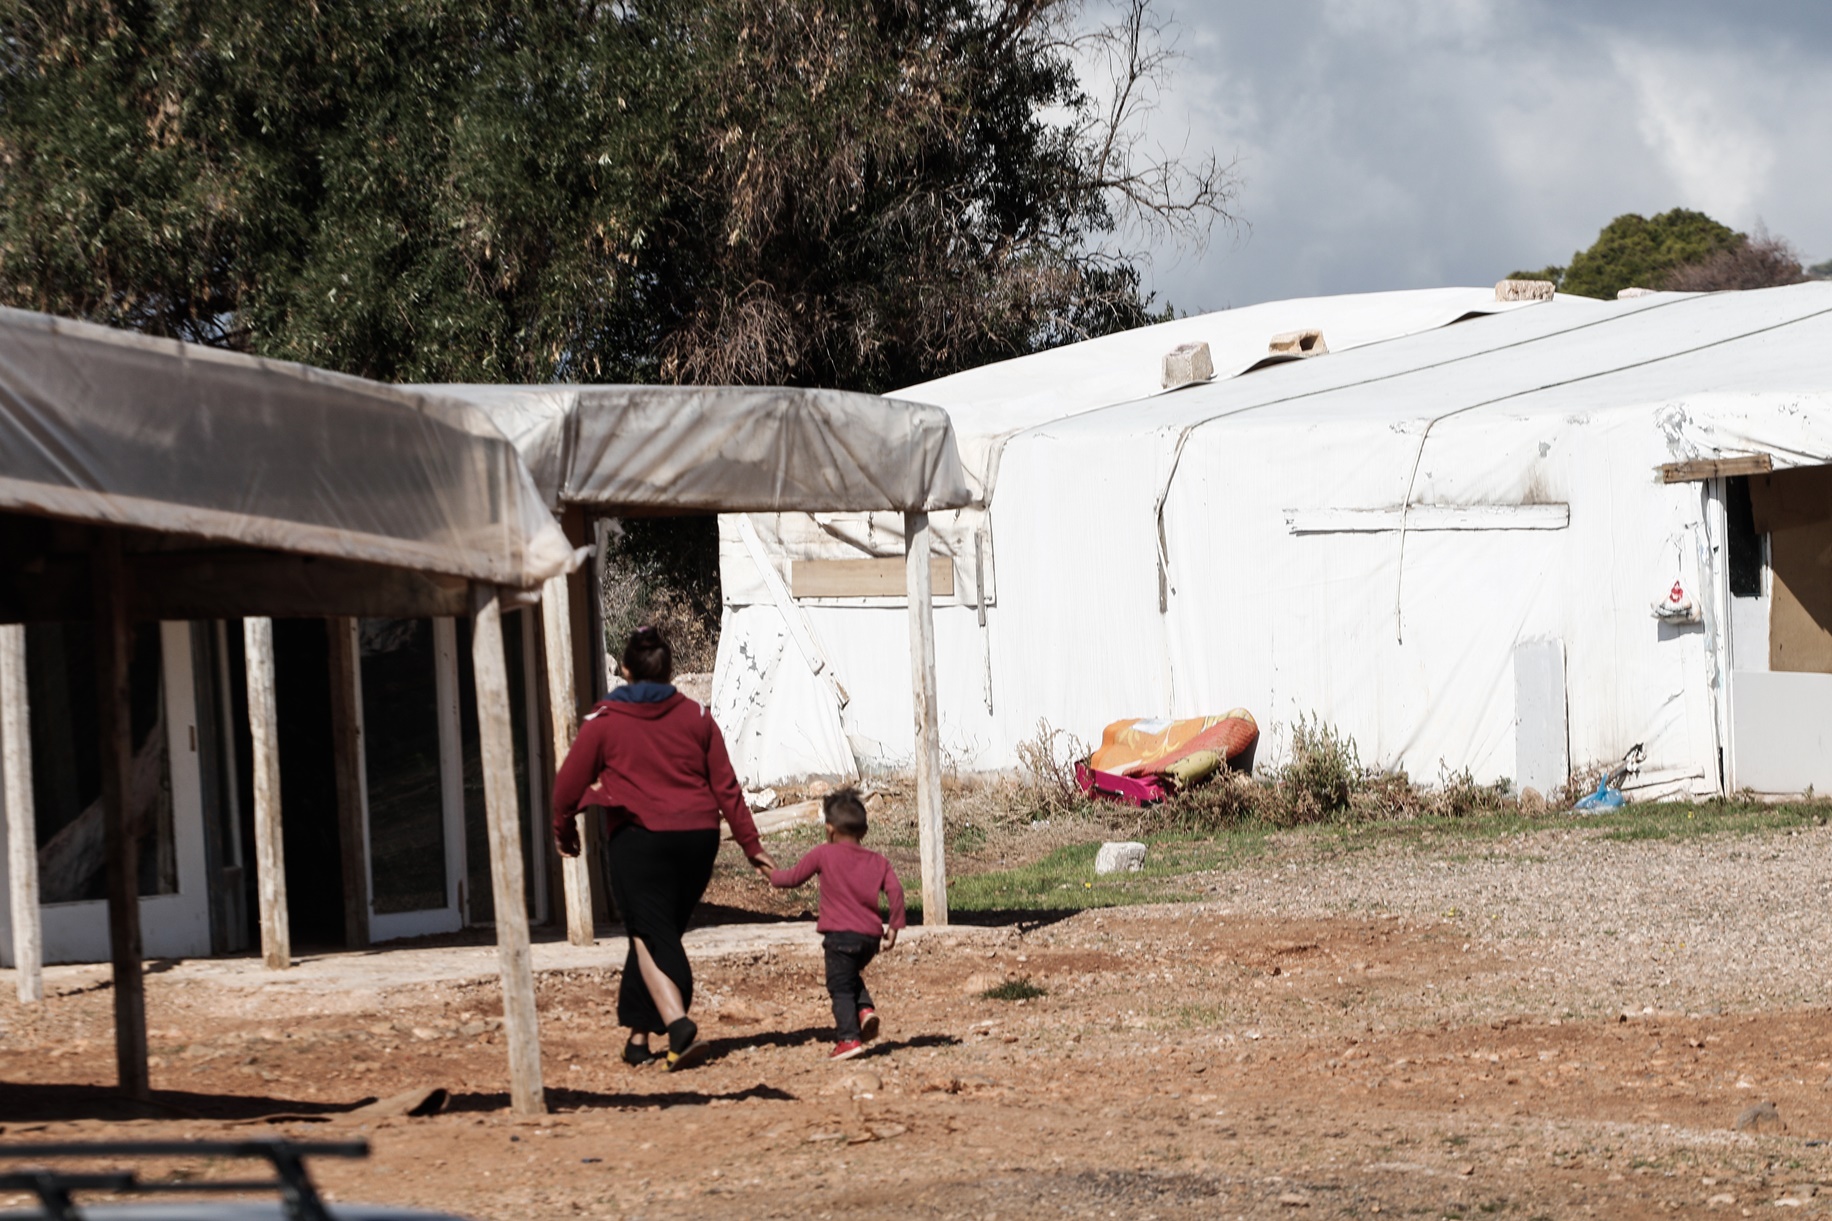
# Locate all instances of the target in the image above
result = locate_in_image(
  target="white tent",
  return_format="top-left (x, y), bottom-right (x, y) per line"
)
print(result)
top-left (716, 282), bottom-right (1832, 799)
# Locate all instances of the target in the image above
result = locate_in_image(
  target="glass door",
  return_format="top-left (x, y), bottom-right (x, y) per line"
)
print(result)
top-left (359, 617), bottom-right (466, 941)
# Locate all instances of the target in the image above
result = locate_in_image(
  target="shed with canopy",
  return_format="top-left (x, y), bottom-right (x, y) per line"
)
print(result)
top-left (417, 383), bottom-right (972, 932)
top-left (0, 308), bottom-right (574, 1114)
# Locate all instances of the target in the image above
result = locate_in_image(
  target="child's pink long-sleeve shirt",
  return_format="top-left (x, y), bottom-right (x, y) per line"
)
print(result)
top-left (770, 842), bottom-right (906, 937)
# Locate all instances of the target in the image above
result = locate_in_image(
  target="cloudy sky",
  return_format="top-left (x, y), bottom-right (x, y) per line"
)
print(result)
top-left (1110, 0), bottom-right (1832, 312)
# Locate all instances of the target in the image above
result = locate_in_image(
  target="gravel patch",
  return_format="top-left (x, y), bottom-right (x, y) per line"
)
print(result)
top-left (1194, 823), bottom-right (1832, 1020)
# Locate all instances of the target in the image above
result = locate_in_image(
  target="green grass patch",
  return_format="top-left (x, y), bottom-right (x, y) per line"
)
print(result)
top-left (982, 976), bottom-right (1047, 1001)
top-left (922, 831), bottom-right (1272, 915)
top-left (1590, 801), bottom-right (1829, 842)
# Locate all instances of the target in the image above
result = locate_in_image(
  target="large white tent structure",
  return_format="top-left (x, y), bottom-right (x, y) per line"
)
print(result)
top-left (716, 282), bottom-right (1832, 800)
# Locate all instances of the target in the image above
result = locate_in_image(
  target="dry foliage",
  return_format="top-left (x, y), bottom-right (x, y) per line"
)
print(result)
top-left (1662, 231), bottom-right (1807, 293)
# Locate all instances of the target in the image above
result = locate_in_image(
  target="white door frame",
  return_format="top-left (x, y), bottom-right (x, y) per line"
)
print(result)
top-left (2, 622), bottom-right (212, 965)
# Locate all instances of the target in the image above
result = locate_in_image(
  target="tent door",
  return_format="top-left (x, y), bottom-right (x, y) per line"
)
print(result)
top-left (1725, 467), bottom-right (1832, 794)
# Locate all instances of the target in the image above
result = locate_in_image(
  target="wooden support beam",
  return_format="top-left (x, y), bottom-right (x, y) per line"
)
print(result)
top-left (1658, 454), bottom-right (1773, 484)
top-left (580, 516), bottom-right (612, 927)
top-left (326, 617), bottom-right (370, 950)
top-left (540, 576), bottom-right (594, 946)
top-left (244, 617), bottom-right (290, 970)
top-left (904, 512), bottom-right (948, 926)
top-left (472, 584), bottom-right (547, 1115)
top-left (93, 532), bottom-right (148, 1098)
top-left (1, 623), bottom-right (43, 1003)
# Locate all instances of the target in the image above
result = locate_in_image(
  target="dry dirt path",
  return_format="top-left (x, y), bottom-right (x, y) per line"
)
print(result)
top-left (4, 822), bottom-right (1831, 1219)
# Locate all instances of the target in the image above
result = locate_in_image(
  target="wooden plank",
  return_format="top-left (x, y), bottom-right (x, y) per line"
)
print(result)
top-left (540, 574), bottom-right (595, 946)
top-left (721, 798), bottom-right (823, 841)
top-left (1770, 518), bottom-right (1832, 674)
top-left (326, 617), bottom-right (370, 949)
top-left (471, 584), bottom-right (547, 1115)
top-left (244, 617), bottom-right (291, 970)
top-left (793, 556), bottom-right (954, 599)
top-left (1658, 454), bottom-right (1773, 484)
top-left (1, 623), bottom-right (43, 1003)
top-left (93, 532), bottom-right (148, 1099)
top-left (905, 512), bottom-right (948, 927)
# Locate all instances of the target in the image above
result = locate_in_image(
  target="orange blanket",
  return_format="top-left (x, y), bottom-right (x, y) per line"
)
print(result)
top-left (1087, 710), bottom-right (1259, 777)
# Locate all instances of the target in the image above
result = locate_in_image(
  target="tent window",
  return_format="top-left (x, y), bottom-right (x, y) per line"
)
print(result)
top-left (1725, 476), bottom-right (1763, 599)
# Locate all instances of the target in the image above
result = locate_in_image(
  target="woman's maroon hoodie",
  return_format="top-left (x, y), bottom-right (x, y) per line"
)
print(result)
top-left (551, 688), bottom-right (762, 858)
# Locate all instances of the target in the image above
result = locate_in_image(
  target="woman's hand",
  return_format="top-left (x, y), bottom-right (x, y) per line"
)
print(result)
top-left (883, 926), bottom-right (899, 950)
top-left (555, 819), bottom-right (581, 859)
top-left (749, 850), bottom-right (778, 881)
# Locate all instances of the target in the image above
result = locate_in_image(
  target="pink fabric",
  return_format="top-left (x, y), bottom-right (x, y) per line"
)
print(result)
top-left (771, 842), bottom-right (907, 936)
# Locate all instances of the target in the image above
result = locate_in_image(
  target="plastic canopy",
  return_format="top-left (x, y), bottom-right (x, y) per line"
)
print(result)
top-left (417, 383), bottom-right (972, 514)
top-left (0, 308), bottom-right (574, 588)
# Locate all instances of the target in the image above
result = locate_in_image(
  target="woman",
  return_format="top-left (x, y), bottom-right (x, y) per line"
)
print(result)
top-left (552, 625), bottom-right (775, 1070)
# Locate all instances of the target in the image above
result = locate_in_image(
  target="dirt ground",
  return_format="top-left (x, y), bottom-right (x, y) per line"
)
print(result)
top-left (4, 825), bottom-right (1831, 1220)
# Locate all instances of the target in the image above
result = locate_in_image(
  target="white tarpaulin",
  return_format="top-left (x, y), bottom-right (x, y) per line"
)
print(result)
top-left (417, 381), bottom-right (973, 786)
top-left (720, 281), bottom-right (1832, 795)
top-left (418, 383), bottom-right (970, 514)
top-left (0, 308), bottom-right (575, 588)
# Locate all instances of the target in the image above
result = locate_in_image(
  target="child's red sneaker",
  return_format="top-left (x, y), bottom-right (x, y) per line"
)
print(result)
top-left (830, 1040), bottom-right (866, 1061)
top-left (858, 1007), bottom-right (880, 1042)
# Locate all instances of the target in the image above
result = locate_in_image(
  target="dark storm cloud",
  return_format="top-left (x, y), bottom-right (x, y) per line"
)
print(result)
top-left (1119, 1), bottom-right (1832, 309)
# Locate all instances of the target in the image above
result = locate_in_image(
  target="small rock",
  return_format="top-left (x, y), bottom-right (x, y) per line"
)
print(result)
top-left (806, 779), bottom-right (834, 797)
top-left (1734, 1100), bottom-right (1783, 1133)
top-left (1095, 841), bottom-right (1148, 875)
top-left (870, 1123), bottom-right (907, 1140)
top-left (1519, 787), bottom-right (1547, 815)
top-left (1705, 1193), bottom-right (1736, 1208)
top-left (1276, 1192), bottom-right (1311, 1208)
top-left (715, 999), bottom-right (763, 1026)
top-left (1458, 1164), bottom-right (1474, 1177)
top-left (828, 1071), bottom-right (881, 1097)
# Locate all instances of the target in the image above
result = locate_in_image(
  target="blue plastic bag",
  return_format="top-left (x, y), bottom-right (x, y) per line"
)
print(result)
top-left (1573, 776), bottom-right (1625, 812)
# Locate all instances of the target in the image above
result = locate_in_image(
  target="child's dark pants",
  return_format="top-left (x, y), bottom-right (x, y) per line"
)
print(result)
top-left (822, 931), bottom-right (880, 1041)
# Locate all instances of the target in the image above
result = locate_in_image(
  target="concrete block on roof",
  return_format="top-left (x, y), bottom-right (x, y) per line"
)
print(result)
top-left (1161, 341), bottom-right (1215, 390)
top-left (1495, 278), bottom-right (1555, 302)
top-left (1268, 328), bottom-right (1327, 357)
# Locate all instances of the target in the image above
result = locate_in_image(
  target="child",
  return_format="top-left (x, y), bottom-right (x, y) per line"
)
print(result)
top-left (769, 789), bottom-right (906, 1060)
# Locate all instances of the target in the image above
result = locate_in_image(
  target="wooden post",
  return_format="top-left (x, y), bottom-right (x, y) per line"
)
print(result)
top-left (541, 575), bottom-right (594, 946)
top-left (2, 623), bottom-right (43, 1003)
top-left (472, 584), bottom-right (546, 1115)
top-left (326, 618), bottom-right (370, 949)
top-left (244, 617), bottom-right (290, 970)
top-left (904, 512), bottom-right (948, 926)
top-left (93, 532), bottom-right (148, 1098)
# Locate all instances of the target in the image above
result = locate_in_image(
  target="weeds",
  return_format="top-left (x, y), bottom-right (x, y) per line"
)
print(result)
top-left (982, 977), bottom-right (1047, 1002)
top-left (1015, 719), bottom-right (1092, 820)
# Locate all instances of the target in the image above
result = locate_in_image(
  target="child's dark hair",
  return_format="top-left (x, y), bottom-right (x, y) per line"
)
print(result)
top-left (822, 787), bottom-right (869, 838)
top-left (621, 625), bottom-right (673, 683)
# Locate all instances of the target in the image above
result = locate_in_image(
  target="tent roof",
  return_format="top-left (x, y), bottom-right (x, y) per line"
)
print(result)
top-left (1050, 283), bottom-right (1832, 452)
top-left (888, 286), bottom-right (1579, 501)
top-left (0, 308), bottom-right (575, 591)
top-left (419, 384), bottom-right (972, 514)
